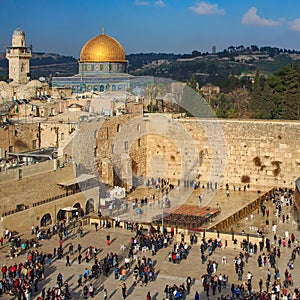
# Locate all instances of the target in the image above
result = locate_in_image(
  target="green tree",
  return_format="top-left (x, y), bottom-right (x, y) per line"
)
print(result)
top-left (260, 81), bottom-right (275, 119)
top-left (249, 70), bottom-right (264, 118)
top-left (282, 63), bottom-right (300, 119)
top-left (186, 74), bottom-right (199, 91)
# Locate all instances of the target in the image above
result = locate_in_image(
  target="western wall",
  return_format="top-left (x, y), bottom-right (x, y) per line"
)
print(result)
top-left (97, 114), bottom-right (300, 191)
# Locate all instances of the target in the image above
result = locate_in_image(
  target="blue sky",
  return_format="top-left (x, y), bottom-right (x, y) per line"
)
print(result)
top-left (1, 0), bottom-right (300, 58)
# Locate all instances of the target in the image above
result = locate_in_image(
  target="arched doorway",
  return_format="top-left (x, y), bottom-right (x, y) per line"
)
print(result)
top-left (57, 209), bottom-right (65, 221)
top-left (40, 213), bottom-right (52, 227)
top-left (85, 198), bottom-right (95, 215)
top-left (73, 203), bottom-right (84, 218)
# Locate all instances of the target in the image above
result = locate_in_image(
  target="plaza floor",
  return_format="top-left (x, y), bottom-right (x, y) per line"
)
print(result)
top-left (0, 188), bottom-right (299, 300)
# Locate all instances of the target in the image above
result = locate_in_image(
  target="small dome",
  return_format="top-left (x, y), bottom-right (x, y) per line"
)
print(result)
top-left (80, 31), bottom-right (126, 63)
top-left (13, 27), bottom-right (25, 36)
top-left (26, 80), bottom-right (44, 88)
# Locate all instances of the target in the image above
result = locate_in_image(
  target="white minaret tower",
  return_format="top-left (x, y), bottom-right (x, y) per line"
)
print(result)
top-left (6, 27), bottom-right (32, 84)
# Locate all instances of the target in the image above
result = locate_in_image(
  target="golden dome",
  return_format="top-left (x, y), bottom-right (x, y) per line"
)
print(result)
top-left (80, 31), bottom-right (127, 63)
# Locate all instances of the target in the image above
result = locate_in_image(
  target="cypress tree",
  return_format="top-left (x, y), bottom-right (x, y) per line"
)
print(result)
top-left (282, 63), bottom-right (300, 120)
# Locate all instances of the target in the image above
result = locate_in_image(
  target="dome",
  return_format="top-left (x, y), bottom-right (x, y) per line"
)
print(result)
top-left (26, 80), bottom-right (44, 88)
top-left (13, 27), bottom-right (25, 36)
top-left (80, 31), bottom-right (127, 63)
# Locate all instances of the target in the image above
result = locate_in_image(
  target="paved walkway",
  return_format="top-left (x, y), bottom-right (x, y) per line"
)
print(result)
top-left (0, 189), bottom-right (299, 299)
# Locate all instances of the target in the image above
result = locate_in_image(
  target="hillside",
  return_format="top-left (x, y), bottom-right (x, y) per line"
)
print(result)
top-left (0, 52), bottom-right (78, 80)
top-left (0, 45), bottom-right (300, 85)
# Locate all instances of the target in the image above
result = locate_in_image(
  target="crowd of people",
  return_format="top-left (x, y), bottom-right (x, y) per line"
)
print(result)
top-left (0, 186), bottom-right (299, 299)
top-left (0, 249), bottom-right (46, 299)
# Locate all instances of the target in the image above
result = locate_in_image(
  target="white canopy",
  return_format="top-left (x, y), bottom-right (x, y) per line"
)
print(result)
top-left (61, 206), bottom-right (78, 212)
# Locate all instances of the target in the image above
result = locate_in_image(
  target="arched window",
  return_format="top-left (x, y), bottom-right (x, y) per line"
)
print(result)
top-left (137, 124), bottom-right (141, 131)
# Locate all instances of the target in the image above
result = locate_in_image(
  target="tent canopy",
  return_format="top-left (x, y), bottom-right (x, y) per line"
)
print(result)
top-left (57, 174), bottom-right (97, 187)
top-left (61, 206), bottom-right (78, 212)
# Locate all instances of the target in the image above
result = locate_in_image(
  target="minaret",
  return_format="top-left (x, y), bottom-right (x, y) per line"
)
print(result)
top-left (6, 27), bottom-right (32, 84)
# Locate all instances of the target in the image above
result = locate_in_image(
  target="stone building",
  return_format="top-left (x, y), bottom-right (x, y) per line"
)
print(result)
top-left (0, 28), bottom-right (49, 105)
top-left (6, 27), bottom-right (32, 84)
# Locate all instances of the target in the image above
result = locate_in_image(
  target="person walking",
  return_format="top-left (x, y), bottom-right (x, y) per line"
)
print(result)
top-left (199, 194), bottom-right (203, 206)
top-left (121, 282), bottom-right (127, 299)
top-left (78, 253), bottom-right (82, 264)
top-left (187, 276), bottom-right (192, 293)
top-left (103, 288), bottom-right (108, 300)
top-left (66, 255), bottom-right (71, 267)
top-left (89, 283), bottom-right (94, 298)
top-left (106, 234), bottom-right (111, 246)
top-left (146, 291), bottom-right (151, 300)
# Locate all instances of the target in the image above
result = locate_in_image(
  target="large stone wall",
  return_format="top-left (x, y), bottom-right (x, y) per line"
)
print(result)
top-left (96, 114), bottom-right (148, 188)
top-left (96, 115), bottom-right (300, 191)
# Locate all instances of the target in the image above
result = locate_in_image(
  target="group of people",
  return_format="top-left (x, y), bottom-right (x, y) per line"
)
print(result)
top-left (197, 187), bottom-right (300, 299)
top-left (0, 249), bottom-right (46, 299)
top-left (168, 241), bottom-right (190, 264)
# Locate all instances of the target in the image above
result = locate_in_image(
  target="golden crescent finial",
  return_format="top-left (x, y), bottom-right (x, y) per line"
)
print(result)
top-left (102, 26), bottom-right (105, 35)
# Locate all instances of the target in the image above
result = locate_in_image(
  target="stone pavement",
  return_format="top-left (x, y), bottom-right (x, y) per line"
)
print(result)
top-left (0, 188), bottom-right (299, 299)
top-left (104, 187), bottom-right (260, 229)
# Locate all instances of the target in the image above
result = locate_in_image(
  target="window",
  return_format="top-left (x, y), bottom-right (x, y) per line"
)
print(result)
top-left (138, 138), bottom-right (141, 147)
top-left (61, 133), bottom-right (65, 140)
top-left (124, 141), bottom-right (128, 150)
top-left (117, 124), bottom-right (120, 132)
top-left (111, 144), bottom-right (114, 154)
top-left (137, 124), bottom-right (141, 131)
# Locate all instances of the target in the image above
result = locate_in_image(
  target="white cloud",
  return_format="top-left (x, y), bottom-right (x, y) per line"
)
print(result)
top-left (134, 0), bottom-right (150, 6)
top-left (155, 0), bottom-right (165, 7)
top-left (242, 7), bottom-right (283, 26)
top-left (288, 18), bottom-right (300, 31)
top-left (190, 2), bottom-right (225, 15)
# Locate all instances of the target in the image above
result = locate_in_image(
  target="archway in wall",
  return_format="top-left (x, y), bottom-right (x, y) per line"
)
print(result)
top-left (57, 209), bottom-right (66, 221)
top-left (73, 202), bottom-right (84, 218)
top-left (40, 213), bottom-right (52, 227)
top-left (85, 198), bottom-right (95, 215)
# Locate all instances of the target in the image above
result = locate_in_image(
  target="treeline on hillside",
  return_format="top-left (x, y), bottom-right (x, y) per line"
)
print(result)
top-left (31, 53), bottom-right (77, 66)
top-left (127, 52), bottom-right (180, 71)
top-left (249, 64), bottom-right (300, 120)
top-left (131, 57), bottom-right (254, 85)
top-left (205, 63), bottom-right (300, 120)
